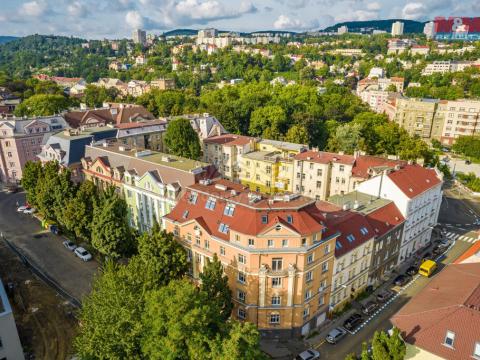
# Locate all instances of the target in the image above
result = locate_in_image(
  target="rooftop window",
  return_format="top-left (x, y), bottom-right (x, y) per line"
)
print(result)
top-left (182, 210), bottom-right (189, 219)
top-left (346, 234), bottom-right (355, 243)
top-left (224, 203), bottom-right (235, 216)
top-left (287, 215), bottom-right (293, 224)
top-left (189, 192), bottom-right (198, 204)
top-left (336, 240), bottom-right (343, 249)
top-left (261, 215), bottom-right (268, 224)
top-left (444, 330), bottom-right (455, 348)
top-left (218, 223), bottom-right (230, 234)
top-left (205, 196), bottom-right (216, 210)
top-left (360, 227), bottom-right (369, 235)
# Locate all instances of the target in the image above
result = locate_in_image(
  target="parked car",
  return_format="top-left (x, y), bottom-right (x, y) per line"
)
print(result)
top-left (63, 240), bottom-right (77, 251)
top-left (74, 247), bottom-right (92, 262)
top-left (405, 266), bottom-right (418, 276)
top-left (474, 219), bottom-right (480, 226)
top-left (362, 301), bottom-right (378, 316)
top-left (437, 239), bottom-right (451, 248)
top-left (422, 252), bottom-right (432, 262)
top-left (295, 349), bottom-right (320, 360)
top-left (376, 290), bottom-right (394, 303)
top-left (343, 313), bottom-right (364, 331)
top-left (325, 327), bottom-right (347, 344)
top-left (17, 205), bottom-right (29, 212)
top-left (393, 274), bottom-right (409, 287)
top-left (466, 159), bottom-right (471, 165)
top-left (441, 156), bottom-right (450, 163)
top-left (23, 207), bottom-right (36, 214)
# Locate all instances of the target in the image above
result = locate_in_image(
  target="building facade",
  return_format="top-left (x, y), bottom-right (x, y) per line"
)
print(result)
top-left (0, 280), bottom-right (24, 360)
top-left (163, 179), bottom-right (338, 337)
top-left (0, 115), bottom-right (69, 183)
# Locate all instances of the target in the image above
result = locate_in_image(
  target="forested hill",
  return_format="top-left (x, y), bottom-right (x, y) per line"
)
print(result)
top-left (323, 19), bottom-right (426, 33)
top-left (0, 36), bottom-right (18, 44)
top-left (0, 34), bottom-right (120, 81)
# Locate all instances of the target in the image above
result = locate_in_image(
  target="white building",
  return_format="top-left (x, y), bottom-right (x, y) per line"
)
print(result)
top-left (357, 164), bottom-right (442, 264)
top-left (337, 26), bottom-right (348, 35)
top-left (368, 67), bottom-right (385, 79)
top-left (0, 280), bottom-right (24, 360)
top-left (132, 29), bottom-right (146, 45)
top-left (423, 21), bottom-right (435, 39)
top-left (391, 21), bottom-right (404, 36)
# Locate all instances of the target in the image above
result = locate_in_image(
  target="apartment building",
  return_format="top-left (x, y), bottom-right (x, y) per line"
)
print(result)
top-left (82, 142), bottom-right (215, 231)
top-left (440, 99), bottom-right (480, 145)
top-left (329, 192), bottom-right (405, 286)
top-left (0, 115), bottom-right (69, 183)
top-left (292, 150), bottom-right (405, 201)
top-left (203, 134), bottom-right (257, 181)
top-left (422, 60), bottom-right (476, 75)
top-left (115, 119), bottom-right (168, 151)
top-left (239, 139), bottom-right (307, 194)
top-left (0, 280), bottom-right (24, 360)
top-left (316, 201), bottom-right (374, 310)
top-left (163, 179), bottom-right (337, 337)
top-left (356, 77), bottom-right (404, 112)
top-left (150, 78), bottom-right (175, 90)
top-left (357, 164), bottom-right (442, 264)
top-left (391, 21), bottom-right (404, 36)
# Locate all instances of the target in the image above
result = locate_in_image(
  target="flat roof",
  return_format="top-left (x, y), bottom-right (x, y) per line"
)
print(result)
top-left (259, 139), bottom-right (306, 152)
top-left (328, 191), bottom-right (392, 215)
top-left (54, 127), bottom-right (115, 140)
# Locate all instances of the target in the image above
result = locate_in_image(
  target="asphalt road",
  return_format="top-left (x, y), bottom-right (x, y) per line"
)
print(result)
top-left (310, 236), bottom-right (474, 359)
top-left (0, 191), bottom-right (98, 300)
top-left (439, 190), bottom-right (480, 231)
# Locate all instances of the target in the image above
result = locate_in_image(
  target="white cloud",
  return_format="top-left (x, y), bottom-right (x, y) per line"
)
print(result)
top-left (366, 1), bottom-right (381, 11)
top-left (274, 0), bottom-right (310, 9)
top-left (401, 2), bottom-right (427, 19)
top-left (19, 0), bottom-right (47, 17)
top-left (68, 1), bottom-right (89, 17)
top-left (273, 14), bottom-right (319, 30)
top-left (335, 9), bottom-right (378, 22)
top-left (125, 10), bottom-right (144, 29)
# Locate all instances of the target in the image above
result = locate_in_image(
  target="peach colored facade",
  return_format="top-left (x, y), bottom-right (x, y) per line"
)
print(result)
top-left (163, 180), bottom-right (337, 337)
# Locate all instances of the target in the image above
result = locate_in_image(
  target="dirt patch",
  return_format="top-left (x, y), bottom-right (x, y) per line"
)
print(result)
top-left (0, 241), bottom-right (78, 360)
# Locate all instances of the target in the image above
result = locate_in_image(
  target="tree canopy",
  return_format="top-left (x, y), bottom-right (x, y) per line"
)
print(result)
top-left (164, 117), bottom-right (201, 159)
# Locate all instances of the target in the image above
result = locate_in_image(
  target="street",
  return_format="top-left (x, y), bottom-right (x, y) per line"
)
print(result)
top-left (0, 190), bottom-right (98, 301)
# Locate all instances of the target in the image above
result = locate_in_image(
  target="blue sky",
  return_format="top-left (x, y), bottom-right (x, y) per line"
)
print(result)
top-left (0, 0), bottom-right (478, 39)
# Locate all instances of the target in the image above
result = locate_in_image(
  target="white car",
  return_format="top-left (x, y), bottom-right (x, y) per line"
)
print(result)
top-left (63, 240), bottom-right (77, 251)
top-left (23, 207), bottom-right (37, 214)
top-left (74, 247), bottom-right (92, 262)
top-left (295, 349), bottom-right (320, 360)
top-left (17, 205), bottom-right (29, 212)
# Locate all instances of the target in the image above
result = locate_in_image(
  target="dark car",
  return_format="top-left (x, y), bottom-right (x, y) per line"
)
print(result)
top-left (362, 301), bottom-right (378, 316)
top-left (422, 252), bottom-right (432, 262)
top-left (393, 274), bottom-right (409, 287)
top-left (343, 313), bottom-right (363, 331)
top-left (466, 159), bottom-right (472, 165)
top-left (376, 289), bottom-right (394, 303)
top-left (405, 266), bottom-right (417, 276)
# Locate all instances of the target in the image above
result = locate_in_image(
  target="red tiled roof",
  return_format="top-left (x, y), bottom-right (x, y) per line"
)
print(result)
top-left (203, 134), bottom-right (254, 146)
top-left (387, 164), bottom-right (442, 198)
top-left (313, 201), bottom-right (374, 257)
top-left (391, 263), bottom-right (480, 360)
top-left (390, 77), bottom-right (405, 82)
top-left (352, 155), bottom-right (406, 179)
top-left (64, 105), bottom-right (155, 128)
top-left (294, 150), bottom-right (355, 165)
top-left (365, 202), bottom-right (405, 237)
top-left (454, 241), bottom-right (480, 264)
top-left (164, 179), bottom-right (324, 240)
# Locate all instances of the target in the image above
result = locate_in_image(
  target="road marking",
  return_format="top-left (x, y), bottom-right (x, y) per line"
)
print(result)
top-left (314, 340), bottom-right (325, 349)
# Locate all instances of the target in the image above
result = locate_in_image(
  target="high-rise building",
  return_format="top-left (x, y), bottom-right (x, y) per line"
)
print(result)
top-left (337, 25), bottom-right (348, 35)
top-left (132, 29), bottom-right (147, 44)
top-left (391, 21), bottom-right (404, 36)
top-left (423, 21), bottom-right (435, 39)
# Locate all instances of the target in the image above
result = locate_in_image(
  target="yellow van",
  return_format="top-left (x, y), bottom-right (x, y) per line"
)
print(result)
top-left (419, 260), bottom-right (437, 277)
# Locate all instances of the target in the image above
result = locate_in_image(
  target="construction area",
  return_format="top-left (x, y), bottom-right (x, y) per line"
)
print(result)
top-left (0, 239), bottom-right (78, 360)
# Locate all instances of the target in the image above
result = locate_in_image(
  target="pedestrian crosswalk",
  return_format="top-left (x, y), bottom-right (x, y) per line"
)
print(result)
top-left (445, 232), bottom-right (479, 243)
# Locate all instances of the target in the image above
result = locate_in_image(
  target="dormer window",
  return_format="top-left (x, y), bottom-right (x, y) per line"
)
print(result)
top-left (360, 227), bottom-right (369, 235)
top-left (261, 215), bottom-right (268, 224)
top-left (189, 192), bottom-right (198, 204)
top-left (205, 196), bottom-right (216, 210)
top-left (224, 203), bottom-right (235, 216)
top-left (346, 234), bottom-right (355, 243)
top-left (286, 215), bottom-right (293, 224)
top-left (182, 210), bottom-right (189, 219)
top-left (444, 330), bottom-right (455, 348)
top-left (473, 342), bottom-right (480, 359)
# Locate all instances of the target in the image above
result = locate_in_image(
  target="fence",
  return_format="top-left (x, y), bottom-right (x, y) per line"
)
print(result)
top-left (0, 234), bottom-right (81, 308)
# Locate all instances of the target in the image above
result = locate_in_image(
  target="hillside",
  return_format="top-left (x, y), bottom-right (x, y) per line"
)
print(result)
top-left (0, 36), bottom-right (18, 44)
top-left (323, 19), bottom-right (426, 34)
top-left (163, 29), bottom-right (197, 37)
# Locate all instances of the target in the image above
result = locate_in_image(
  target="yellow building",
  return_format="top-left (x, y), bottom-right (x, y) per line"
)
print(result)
top-left (239, 139), bottom-right (307, 194)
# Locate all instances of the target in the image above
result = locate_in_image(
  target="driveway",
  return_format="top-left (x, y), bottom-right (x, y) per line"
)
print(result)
top-left (0, 191), bottom-right (98, 301)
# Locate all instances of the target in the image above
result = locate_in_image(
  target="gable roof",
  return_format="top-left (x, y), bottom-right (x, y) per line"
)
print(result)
top-left (294, 150), bottom-right (355, 165)
top-left (352, 155), bottom-right (406, 179)
top-left (64, 105), bottom-right (155, 128)
top-left (387, 164), bottom-right (442, 198)
top-left (364, 202), bottom-right (405, 237)
top-left (391, 263), bottom-right (480, 360)
top-left (203, 134), bottom-right (254, 146)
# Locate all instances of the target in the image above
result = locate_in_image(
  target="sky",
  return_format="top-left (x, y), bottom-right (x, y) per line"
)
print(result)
top-left (0, 0), bottom-right (479, 39)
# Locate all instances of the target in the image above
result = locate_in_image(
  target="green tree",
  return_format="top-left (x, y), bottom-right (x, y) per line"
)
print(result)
top-left (52, 169), bottom-right (76, 227)
top-left (327, 122), bottom-right (362, 154)
top-left (35, 161), bottom-right (60, 220)
top-left (285, 124), bottom-right (309, 144)
top-left (360, 328), bottom-right (406, 360)
top-left (137, 224), bottom-right (189, 289)
top-left (84, 84), bottom-right (119, 108)
top-left (21, 161), bottom-right (43, 205)
top-left (14, 94), bottom-right (71, 116)
top-left (164, 118), bottom-right (201, 159)
top-left (249, 105), bottom-right (288, 140)
top-left (91, 187), bottom-right (132, 259)
top-left (200, 253), bottom-right (233, 323)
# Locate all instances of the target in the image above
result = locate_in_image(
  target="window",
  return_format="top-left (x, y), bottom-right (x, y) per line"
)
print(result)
top-left (261, 215), bottom-right (268, 224)
top-left (316, 181), bottom-right (322, 189)
top-left (195, 236), bottom-right (200, 246)
top-left (321, 261), bottom-right (328, 273)
top-left (218, 223), bottom-right (230, 234)
top-left (271, 296), bottom-right (281, 306)
top-left (444, 330), bottom-right (455, 348)
top-left (238, 308), bottom-right (246, 320)
top-left (360, 227), bottom-right (369, 235)
top-left (272, 258), bottom-right (283, 271)
top-left (336, 241), bottom-right (343, 250)
top-left (235, 234), bottom-right (240, 242)
top-left (238, 254), bottom-right (246, 264)
top-left (248, 238), bottom-right (255, 247)
top-left (272, 277), bottom-right (282, 287)
top-left (306, 271), bottom-right (313, 282)
top-left (339, 165), bottom-right (345, 172)
top-left (307, 253), bottom-right (314, 264)
top-left (346, 234), bottom-right (355, 243)
top-left (324, 244), bottom-right (330, 255)
top-left (224, 203), bottom-right (235, 216)
top-left (317, 169), bottom-right (323, 176)
top-left (286, 215), bottom-right (293, 224)
top-left (304, 289), bottom-right (312, 301)
top-left (237, 290), bottom-right (246, 302)
top-left (7, 152), bottom-right (12, 157)
top-left (473, 342), bottom-right (480, 358)
top-left (319, 294), bottom-right (325, 306)
top-left (303, 307), bottom-right (310, 319)
top-left (268, 239), bottom-right (274, 247)
top-left (204, 239), bottom-right (210, 249)
top-left (231, 269), bottom-right (244, 285)
top-left (205, 197), bottom-right (216, 210)
top-left (282, 239), bottom-right (288, 247)
top-left (220, 246), bottom-right (225, 256)
top-left (256, 174), bottom-right (260, 181)
top-left (309, 163), bottom-right (314, 170)
top-left (269, 314), bottom-right (280, 324)
top-left (182, 210), bottom-right (189, 219)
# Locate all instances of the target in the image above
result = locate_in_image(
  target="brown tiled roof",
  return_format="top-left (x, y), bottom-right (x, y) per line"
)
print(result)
top-left (294, 150), bottom-right (355, 165)
top-left (64, 105), bottom-right (155, 128)
top-left (352, 155), bottom-right (406, 179)
top-left (365, 202), bottom-right (404, 237)
top-left (387, 164), bottom-right (442, 198)
top-left (203, 134), bottom-right (254, 146)
top-left (391, 263), bottom-right (480, 360)
top-left (454, 241), bottom-right (480, 264)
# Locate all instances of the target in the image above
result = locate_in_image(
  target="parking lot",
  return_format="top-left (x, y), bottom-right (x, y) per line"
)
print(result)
top-left (0, 191), bottom-right (98, 301)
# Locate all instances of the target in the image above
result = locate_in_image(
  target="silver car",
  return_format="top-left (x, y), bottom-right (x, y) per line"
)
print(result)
top-left (325, 327), bottom-right (347, 344)
top-left (295, 349), bottom-right (320, 360)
